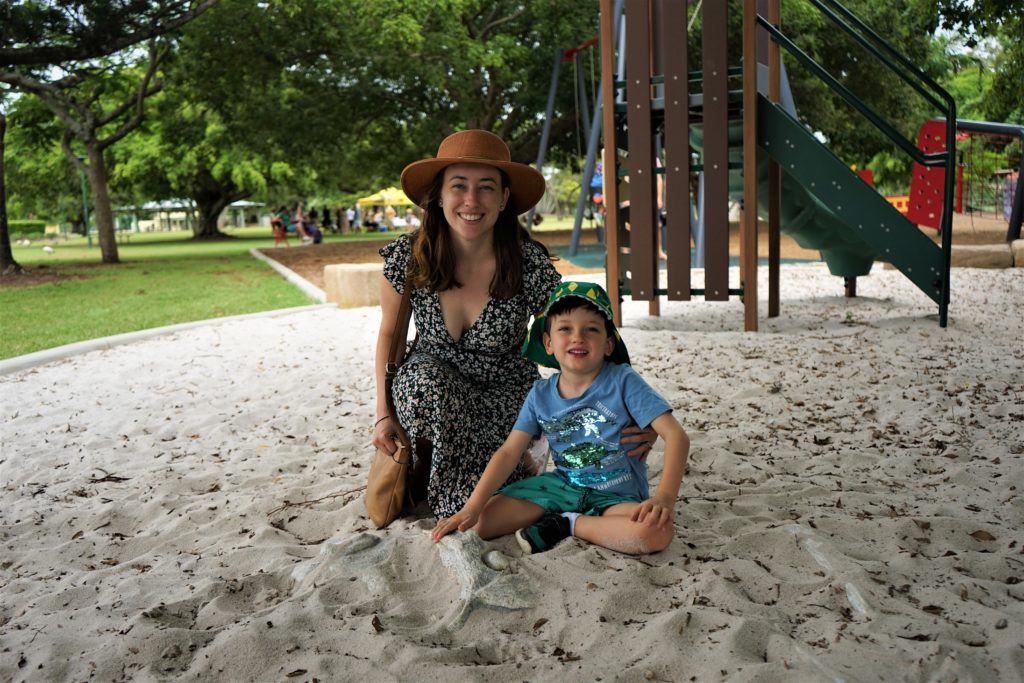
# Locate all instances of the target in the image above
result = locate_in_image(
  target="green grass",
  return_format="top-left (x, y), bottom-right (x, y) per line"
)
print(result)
top-left (1, 227), bottom-right (396, 360)
top-left (0, 221), bottom-right (587, 361)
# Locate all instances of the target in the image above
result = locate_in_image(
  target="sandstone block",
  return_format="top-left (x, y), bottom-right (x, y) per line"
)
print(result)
top-left (1012, 239), bottom-right (1024, 267)
top-left (949, 244), bottom-right (1013, 268)
top-left (324, 263), bottom-right (383, 308)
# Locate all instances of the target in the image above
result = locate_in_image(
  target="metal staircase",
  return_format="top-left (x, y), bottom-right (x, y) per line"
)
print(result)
top-left (757, 95), bottom-right (945, 304)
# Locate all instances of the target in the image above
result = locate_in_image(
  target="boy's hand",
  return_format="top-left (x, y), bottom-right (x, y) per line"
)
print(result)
top-left (631, 496), bottom-right (675, 529)
top-left (431, 508), bottom-right (479, 543)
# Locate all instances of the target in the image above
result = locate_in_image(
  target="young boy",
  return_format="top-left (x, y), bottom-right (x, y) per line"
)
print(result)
top-left (432, 281), bottom-right (689, 555)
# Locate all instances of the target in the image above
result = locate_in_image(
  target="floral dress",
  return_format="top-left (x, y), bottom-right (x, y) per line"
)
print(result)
top-left (380, 234), bottom-right (562, 518)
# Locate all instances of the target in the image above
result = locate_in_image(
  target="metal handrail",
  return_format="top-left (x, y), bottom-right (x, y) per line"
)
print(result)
top-left (757, 20), bottom-right (943, 167)
top-left (816, 0), bottom-right (954, 113)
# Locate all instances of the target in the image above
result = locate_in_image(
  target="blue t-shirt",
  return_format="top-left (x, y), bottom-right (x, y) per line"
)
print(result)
top-left (512, 362), bottom-right (672, 501)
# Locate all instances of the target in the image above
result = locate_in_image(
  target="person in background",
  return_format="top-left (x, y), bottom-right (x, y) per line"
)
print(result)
top-left (403, 208), bottom-right (421, 230)
top-left (384, 205), bottom-right (397, 231)
top-left (271, 207), bottom-right (289, 247)
top-left (339, 207), bottom-right (350, 234)
top-left (293, 203), bottom-right (311, 241)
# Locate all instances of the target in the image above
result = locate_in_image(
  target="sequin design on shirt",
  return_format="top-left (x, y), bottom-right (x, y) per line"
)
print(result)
top-left (543, 407), bottom-right (630, 490)
top-left (541, 408), bottom-right (607, 442)
top-left (557, 441), bottom-right (608, 469)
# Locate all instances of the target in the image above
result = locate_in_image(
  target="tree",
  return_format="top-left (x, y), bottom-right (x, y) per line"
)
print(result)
top-left (0, 1), bottom-right (219, 66)
top-left (114, 0), bottom-right (600, 238)
top-left (0, 100), bottom-right (18, 275)
top-left (933, 0), bottom-right (1024, 39)
top-left (111, 0), bottom-right (364, 239)
top-left (0, 1), bottom-right (219, 264)
top-left (344, 0), bottom-right (600, 167)
top-left (1, 93), bottom-right (86, 231)
top-left (2, 49), bottom-right (167, 262)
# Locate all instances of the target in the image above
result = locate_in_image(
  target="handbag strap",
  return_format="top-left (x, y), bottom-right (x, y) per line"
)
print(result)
top-left (384, 275), bottom-right (415, 449)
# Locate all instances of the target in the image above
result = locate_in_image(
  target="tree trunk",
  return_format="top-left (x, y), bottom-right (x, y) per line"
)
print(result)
top-left (193, 195), bottom-right (231, 238)
top-left (0, 111), bottom-right (24, 276)
top-left (86, 143), bottom-right (119, 263)
top-left (191, 169), bottom-right (245, 239)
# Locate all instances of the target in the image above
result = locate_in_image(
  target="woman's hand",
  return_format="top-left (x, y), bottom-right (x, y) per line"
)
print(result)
top-left (431, 508), bottom-right (479, 543)
top-left (372, 416), bottom-right (397, 454)
top-left (631, 496), bottom-right (674, 529)
top-left (621, 425), bottom-right (658, 460)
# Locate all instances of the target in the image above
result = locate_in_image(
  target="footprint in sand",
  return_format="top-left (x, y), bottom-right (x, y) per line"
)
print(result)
top-left (138, 569), bottom-right (295, 674)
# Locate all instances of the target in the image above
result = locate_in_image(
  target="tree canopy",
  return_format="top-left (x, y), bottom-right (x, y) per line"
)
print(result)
top-left (0, 1), bottom-right (218, 67)
top-left (3, 0), bottom-right (1020, 262)
top-left (1, 0), bottom-right (220, 267)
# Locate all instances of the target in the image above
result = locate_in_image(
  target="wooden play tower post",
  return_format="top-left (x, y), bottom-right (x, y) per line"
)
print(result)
top-left (599, 0), bottom-right (782, 331)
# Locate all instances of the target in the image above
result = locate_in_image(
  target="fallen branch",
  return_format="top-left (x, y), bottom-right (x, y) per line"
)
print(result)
top-left (89, 468), bottom-right (130, 483)
top-left (267, 485), bottom-right (366, 516)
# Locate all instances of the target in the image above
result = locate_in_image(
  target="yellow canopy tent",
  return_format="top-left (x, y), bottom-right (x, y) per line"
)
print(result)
top-left (356, 186), bottom-right (415, 207)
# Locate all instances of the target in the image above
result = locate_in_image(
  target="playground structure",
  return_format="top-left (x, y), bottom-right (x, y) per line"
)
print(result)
top-left (587, 0), bottom-right (962, 330)
top-left (907, 118), bottom-right (1023, 239)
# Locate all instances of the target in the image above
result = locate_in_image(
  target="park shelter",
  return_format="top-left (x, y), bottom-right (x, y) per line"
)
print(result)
top-left (223, 200), bottom-right (266, 228)
top-left (356, 187), bottom-right (415, 207)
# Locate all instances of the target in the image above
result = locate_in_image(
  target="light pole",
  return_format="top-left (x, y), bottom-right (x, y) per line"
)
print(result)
top-left (77, 156), bottom-right (91, 247)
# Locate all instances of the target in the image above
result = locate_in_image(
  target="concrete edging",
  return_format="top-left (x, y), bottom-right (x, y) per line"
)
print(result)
top-left (249, 247), bottom-right (326, 302)
top-left (0, 304), bottom-right (337, 376)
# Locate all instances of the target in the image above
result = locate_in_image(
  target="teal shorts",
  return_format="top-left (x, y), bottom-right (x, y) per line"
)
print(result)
top-left (499, 472), bottom-right (640, 516)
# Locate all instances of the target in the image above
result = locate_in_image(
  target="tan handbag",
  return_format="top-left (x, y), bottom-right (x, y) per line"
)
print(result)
top-left (365, 276), bottom-right (416, 528)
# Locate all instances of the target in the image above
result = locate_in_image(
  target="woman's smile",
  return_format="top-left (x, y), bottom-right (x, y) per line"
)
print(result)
top-left (440, 163), bottom-right (510, 241)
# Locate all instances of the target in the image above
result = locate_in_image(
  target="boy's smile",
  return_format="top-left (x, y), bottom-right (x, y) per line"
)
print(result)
top-left (543, 308), bottom-right (615, 378)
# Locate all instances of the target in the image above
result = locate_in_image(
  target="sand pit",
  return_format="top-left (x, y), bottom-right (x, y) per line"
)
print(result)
top-left (2, 263), bottom-right (1022, 681)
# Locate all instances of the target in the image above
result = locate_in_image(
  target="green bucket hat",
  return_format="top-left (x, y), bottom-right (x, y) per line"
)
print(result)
top-left (521, 281), bottom-right (631, 369)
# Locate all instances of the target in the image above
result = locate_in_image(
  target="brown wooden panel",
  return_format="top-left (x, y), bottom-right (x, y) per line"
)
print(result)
top-left (742, 0), bottom-right (758, 330)
top-left (662, 0), bottom-right (690, 300)
top-left (702, 0), bottom-right (729, 301)
top-left (768, 0), bottom-right (781, 318)
top-left (600, 0), bottom-right (622, 325)
top-left (625, 0), bottom-right (656, 301)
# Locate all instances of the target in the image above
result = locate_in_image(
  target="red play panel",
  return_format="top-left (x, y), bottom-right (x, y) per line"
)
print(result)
top-left (907, 120), bottom-right (950, 230)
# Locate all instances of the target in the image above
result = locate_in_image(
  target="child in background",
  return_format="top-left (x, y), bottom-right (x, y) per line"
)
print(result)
top-left (432, 281), bottom-right (689, 555)
top-left (270, 207), bottom-right (289, 247)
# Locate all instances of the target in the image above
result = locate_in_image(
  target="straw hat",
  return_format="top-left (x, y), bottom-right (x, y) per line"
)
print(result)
top-left (400, 130), bottom-right (546, 215)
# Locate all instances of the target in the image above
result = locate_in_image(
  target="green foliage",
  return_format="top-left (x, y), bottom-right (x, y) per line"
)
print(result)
top-left (866, 151), bottom-right (913, 196)
top-left (0, 0), bottom-right (217, 67)
top-left (12, 0), bottom-right (1017, 246)
top-left (7, 219), bottom-right (46, 237)
top-left (2, 96), bottom-right (81, 223)
top-left (542, 167), bottom-right (585, 217)
top-left (981, 20), bottom-right (1024, 124)
top-left (934, 0), bottom-right (1024, 40)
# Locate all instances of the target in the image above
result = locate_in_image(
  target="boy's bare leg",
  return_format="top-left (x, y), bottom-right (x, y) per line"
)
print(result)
top-left (473, 495), bottom-right (546, 540)
top-left (573, 503), bottom-right (674, 555)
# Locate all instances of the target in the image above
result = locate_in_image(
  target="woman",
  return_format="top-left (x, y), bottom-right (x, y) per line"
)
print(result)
top-left (372, 130), bottom-right (655, 519)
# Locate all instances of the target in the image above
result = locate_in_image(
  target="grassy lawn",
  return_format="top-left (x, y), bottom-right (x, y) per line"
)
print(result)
top-left (0, 227), bottom-right (391, 360)
top-left (0, 220), bottom-right (590, 361)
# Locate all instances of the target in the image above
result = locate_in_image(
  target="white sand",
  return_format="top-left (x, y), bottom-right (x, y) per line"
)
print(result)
top-left (2, 263), bottom-right (1023, 682)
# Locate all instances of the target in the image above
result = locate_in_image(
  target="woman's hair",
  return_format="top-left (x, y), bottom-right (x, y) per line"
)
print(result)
top-left (408, 168), bottom-right (551, 298)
